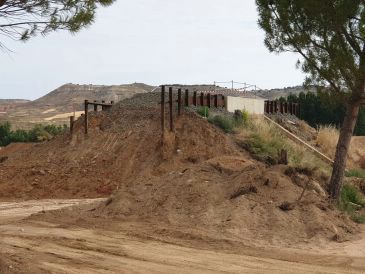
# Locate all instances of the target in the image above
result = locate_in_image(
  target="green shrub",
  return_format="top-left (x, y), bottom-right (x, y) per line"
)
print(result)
top-left (241, 109), bottom-right (249, 125)
top-left (0, 122), bottom-right (67, 146)
top-left (197, 106), bottom-right (209, 118)
top-left (345, 168), bottom-right (365, 178)
top-left (339, 184), bottom-right (365, 223)
top-left (208, 115), bottom-right (234, 133)
top-left (243, 133), bottom-right (287, 164)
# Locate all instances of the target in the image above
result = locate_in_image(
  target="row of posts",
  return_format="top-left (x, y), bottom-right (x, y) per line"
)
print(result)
top-left (264, 100), bottom-right (300, 117)
top-left (69, 100), bottom-right (114, 135)
top-left (160, 85), bottom-right (225, 134)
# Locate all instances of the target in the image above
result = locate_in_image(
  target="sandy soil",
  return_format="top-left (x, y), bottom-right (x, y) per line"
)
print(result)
top-left (0, 199), bottom-right (364, 274)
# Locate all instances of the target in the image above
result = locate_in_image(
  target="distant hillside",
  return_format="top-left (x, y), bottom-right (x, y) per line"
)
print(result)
top-left (0, 83), bottom-right (154, 129)
top-left (256, 86), bottom-right (316, 100)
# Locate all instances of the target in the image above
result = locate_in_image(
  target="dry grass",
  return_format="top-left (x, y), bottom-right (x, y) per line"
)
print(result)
top-left (316, 125), bottom-right (339, 158)
top-left (237, 117), bottom-right (332, 178)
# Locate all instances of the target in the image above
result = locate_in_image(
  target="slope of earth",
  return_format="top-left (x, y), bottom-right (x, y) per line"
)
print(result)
top-left (0, 92), bottom-right (364, 273)
top-left (0, 83), bottom-right (153, 129)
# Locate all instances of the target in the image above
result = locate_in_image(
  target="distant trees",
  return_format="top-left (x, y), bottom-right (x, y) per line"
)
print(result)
top-left (0, 122), bottom-right (66, 146)
top-left (279, 91), bottom-right (363, 132)
top-left (0, 0), bottom-right (115, 45)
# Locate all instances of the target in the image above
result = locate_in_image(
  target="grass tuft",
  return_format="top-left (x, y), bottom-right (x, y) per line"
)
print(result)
top-left (345, 168), bottom-right (365, 178)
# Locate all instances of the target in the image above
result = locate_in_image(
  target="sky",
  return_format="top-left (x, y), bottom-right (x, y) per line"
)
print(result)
top-left (0, 0), bottom-right (305, 100)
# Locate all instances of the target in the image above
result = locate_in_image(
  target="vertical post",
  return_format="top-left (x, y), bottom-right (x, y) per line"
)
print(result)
top-left (70, 116), bottom-right (74, 134)
top-left (274, 101), bottom-right (277, 113)
top-left (93, 100), bottom-right (97, 112)
top-left (200, 92), bottom-right (204, 106)
top-left (289, 102), bottom-right (293, 115)
top-left (193, 91), bottom-right (197, 106)
top-left (214, 95), bottom-right (218, 107)
top-left (101, 100), bottom-right (105, 111)
top-left (84, 100), bottom-right (88, 135)
top-left (178, 88), bottom-right (182, 116)
top-left (161, 86), bottom-right (165, 133)
top-left (185, 89), bottom-right (189, 106)
top-left (207, 93), bottom-right (211, 108)
top-left (169, 87), bottom-right (174, 131)
top-left (231, 80), bottom-right (234, 93)
top-left (222, 95), bottom-right (225, 108)
top-left (297, 104), bottom-right (301, 118)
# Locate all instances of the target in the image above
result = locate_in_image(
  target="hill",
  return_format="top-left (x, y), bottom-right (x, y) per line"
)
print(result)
top-left (256, 85), bottom-right (316, 99)
top-left (0, 83), bottom-right (154, 129)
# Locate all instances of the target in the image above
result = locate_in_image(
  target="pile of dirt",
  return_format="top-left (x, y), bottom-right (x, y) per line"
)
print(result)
top-left (0, 93), bottom-right (359, 246)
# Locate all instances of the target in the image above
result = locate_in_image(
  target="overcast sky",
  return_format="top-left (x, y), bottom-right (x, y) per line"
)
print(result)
top-left (0, 0), bottom-right (304, 100)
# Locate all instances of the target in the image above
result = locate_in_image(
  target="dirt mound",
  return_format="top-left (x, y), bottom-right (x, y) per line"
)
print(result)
top-left (0, 104), bottom-right (238, 200)
top-left (0, 96), bottom-right (359, 247)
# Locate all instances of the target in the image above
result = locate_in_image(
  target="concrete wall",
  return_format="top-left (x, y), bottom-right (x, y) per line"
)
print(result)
top-left (226, 96), bottom-right (265, 114)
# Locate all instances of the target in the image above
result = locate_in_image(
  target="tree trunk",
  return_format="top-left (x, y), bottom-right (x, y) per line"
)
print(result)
top-left (329, 101), bottom-right (360, 200)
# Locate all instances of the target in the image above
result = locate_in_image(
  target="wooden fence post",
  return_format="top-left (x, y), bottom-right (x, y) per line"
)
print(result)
top-left (161, 86), bottom-right (165, 134)
top-left (207, 93), bottom-right (211, 108)
top-left (93, 100), bottom-right (98, 112)
top-left (84, 100), bottom-right (89, 135)
top-left (200, 92), bottom-right (204, 106)
top-left (169, 87), bottom-right (174, 131)
top-left (178, 88), bottom-right (182, 116)
top-left (193, 91), bottom-right (197, 106)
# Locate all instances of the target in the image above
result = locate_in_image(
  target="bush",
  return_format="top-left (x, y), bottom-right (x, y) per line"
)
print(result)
top-left (208, 115), bottom-right (234, 133)
top-left (345, 168), bottom-right (365, 178)
top-left (197, 106), bottom-right (209, 118)
top-left (0, 122), bottom-right (67, 146)
top-left (339, 184), bottom-right (365, 223)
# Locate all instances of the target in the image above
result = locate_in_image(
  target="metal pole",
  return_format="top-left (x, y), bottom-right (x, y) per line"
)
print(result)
top-left (178, 88), bottom-right (182, 116)
top-left (185, 89), bottom-right (189, 106)
top-left (70, 116), bottom-right (74, 134)
top-left (84, 100), bottom-right (88, 135)
top-left (161, 86), bottom-right (165, 133)
top-left (94, 100), bottom-right (97, 112)
top-left (169, 87), bottom-right (174, 131)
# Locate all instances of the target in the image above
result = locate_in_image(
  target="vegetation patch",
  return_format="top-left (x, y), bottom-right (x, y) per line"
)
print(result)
top-left (0, 121), bottom-right (67, 146)
top-left (339, 184), bottom-right (365, 224)
top-left (208, 115), bottom-right (235, 133)
top-left (345, 168), bottom-right (365, 179)
top-left (197, 106), bottom-right (210, 118)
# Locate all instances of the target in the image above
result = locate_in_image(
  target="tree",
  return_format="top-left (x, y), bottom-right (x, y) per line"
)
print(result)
top-left (256, 0), bottom-right (365, 200)
top-left (0, 0), bottom-right (114, 45)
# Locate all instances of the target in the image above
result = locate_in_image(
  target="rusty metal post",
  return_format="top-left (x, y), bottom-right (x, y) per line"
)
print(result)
top-left (178, 88), bottom-right (182, 116)
top-left (222, 95), bottom-right (225, 108)
top-left (207, 93), bottom-right (211, 108)
top-left (200, 92), bottom-right (204, 106)
top-left (101, 100), bottom-right (105, 111)
top-left (193, 91), bottom-right (197, 106)
top-left (84, 100), bottom-right (89, 135)
top-left (185, 89), bottom-right (189, 106)
top-left (169, 87), bottom-right (174, 131)
top-left (214, 95), bottom-right (218, 107)
top-left (289, 102), bottom-right (293, 115)
top-left (70, 116), bottom-right (74, 134)
top-left (161, 86), bottom-right (165, 133)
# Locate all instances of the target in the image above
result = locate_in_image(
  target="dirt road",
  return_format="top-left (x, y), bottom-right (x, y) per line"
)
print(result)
top-left (0, 200), bottom-right (364, 274)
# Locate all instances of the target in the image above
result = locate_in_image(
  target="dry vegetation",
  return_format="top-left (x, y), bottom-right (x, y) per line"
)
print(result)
top-left (316, 125), bottom-right (339, 159)
top-left (236, 116), bottom-right (332, 180)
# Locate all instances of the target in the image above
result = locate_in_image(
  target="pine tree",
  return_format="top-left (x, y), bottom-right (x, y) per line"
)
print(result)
top-left (257, 0), bottom-right (365, 200)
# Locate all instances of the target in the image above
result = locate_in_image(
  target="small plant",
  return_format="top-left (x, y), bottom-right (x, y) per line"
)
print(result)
top-left (345, 168), bottom-right (365, 178)
top-left (241, 109), bottom-right (249, 125)
top-left (208, 115), bottom-right (234, 133)
top-left (197, 106), bottom-right (209, 118)
top-left (339, 184), bottom-right (365, 223)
